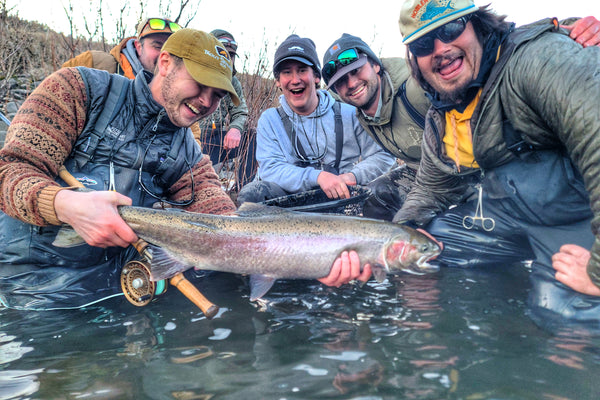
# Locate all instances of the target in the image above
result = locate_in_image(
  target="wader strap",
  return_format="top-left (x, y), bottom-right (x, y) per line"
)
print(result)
top-left (277, 106), bottom-right (308, 160)
top-left (397, 81), bottom-right (425, 130)
top-left (73, 70), bottom-right (129, 166)
top-left (332, 101), bottom-right (343, 172)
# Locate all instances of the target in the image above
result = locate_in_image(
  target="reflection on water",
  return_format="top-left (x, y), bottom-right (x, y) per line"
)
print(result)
top-left (1, 268), bottom-right (600, 399)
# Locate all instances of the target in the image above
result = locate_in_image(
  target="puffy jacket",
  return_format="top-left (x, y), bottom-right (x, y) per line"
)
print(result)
top-left (354, 58), bottom-right (430, 169)
top-left (0, 67), bottom-right (236, 309)
top-left (62, 37), bottom-right (141, 79)
top-left (396, 19), bottom-right (600, 283)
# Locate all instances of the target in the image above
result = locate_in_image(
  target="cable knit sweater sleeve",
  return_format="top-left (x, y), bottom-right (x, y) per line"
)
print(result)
top-left (0, 68), bottom-right (88, 226)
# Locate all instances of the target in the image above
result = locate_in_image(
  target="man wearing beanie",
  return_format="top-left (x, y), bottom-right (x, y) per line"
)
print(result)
top-left (237, 33), bottom-right (396, 287)
top-left (323, 19), bottom-right (600, 222)
top-left (238, 33), bottom-right (394, 203)
top-left (0, 29), bottom-right (240, 310)
top-left (392, 0), bottom-right (600, 328)
top-left (63, 17), bottom-right (181, 78)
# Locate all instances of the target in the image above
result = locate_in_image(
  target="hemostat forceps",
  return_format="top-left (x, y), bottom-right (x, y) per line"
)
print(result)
top-left (462, 184), bottom-right (495, 231)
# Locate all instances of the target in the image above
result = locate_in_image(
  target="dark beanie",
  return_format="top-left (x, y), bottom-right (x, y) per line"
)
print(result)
top-left (273, 34), bottom-right (321, 78)
top-left (322, 33), bottom-right (382, 86)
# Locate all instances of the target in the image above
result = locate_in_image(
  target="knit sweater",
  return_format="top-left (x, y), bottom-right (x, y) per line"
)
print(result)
top-left (0, 68), bottom-right (236, 226)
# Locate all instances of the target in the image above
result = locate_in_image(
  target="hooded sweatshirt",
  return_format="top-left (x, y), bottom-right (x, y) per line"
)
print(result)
top-left (254, 90), bottom-right (395, 193)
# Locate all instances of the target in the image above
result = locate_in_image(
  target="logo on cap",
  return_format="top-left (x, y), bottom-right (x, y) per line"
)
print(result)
top-left (328, 43), bottom-right (341, 55)
top-left (216, 45), bottom-right (231, 61)
top-left (412, 0), bottom-right (454, 21)
top-left (288, 45), bottom-right (305, 53)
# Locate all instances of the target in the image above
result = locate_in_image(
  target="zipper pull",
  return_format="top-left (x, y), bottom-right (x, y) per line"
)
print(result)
top-left (109, 161), bottom-right (116, 191)
top-left (152, 110), bottom-right (165, 132)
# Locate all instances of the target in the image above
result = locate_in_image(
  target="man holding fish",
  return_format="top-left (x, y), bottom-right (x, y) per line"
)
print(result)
top-left (0, 29), bottom-right (392, 310)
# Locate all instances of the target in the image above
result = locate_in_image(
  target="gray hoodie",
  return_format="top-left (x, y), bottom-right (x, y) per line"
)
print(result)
top-left (254, 89), bottom-right (395, 193)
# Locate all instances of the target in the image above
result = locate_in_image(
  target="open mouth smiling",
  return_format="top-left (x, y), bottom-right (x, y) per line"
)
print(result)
top-left (185, 102), bottom-right (201, 114)
top-left (348, 84), bottom-right (366, 98)
top-left (434, 52), bottom-right (465, 79)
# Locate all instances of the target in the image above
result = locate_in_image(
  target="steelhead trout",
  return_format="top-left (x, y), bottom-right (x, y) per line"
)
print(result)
top-left (118, 203), bottom-right (441, 300)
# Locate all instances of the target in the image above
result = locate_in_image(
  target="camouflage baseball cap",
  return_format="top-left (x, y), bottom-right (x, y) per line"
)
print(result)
top-left (399, 0), bottom-right (478, 44)
top-left (162, 29), bottom-right (240, 106)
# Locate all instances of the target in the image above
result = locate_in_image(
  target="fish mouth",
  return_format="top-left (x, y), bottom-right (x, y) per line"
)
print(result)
top-left (405, 254), bottom-right (440, 275)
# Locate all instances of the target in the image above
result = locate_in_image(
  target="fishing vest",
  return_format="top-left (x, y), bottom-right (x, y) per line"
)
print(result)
top-left (0, 68), bottom-right (202, 272)
top-left (61, 67), bottom-right (202, 207)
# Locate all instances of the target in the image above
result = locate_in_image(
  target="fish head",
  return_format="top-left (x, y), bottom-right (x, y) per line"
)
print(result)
top-left (384, 231), bottom-right (441, 275)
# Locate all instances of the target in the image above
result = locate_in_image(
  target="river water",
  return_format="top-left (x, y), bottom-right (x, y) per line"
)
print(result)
top-left (1, 264), bottom-right (599, 400)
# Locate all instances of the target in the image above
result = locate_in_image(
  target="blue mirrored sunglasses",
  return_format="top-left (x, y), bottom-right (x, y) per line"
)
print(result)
top-left (322, 48), bottom-right (360, 82)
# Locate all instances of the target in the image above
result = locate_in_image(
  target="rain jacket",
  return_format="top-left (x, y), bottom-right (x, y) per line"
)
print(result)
top-left (62, 37), bottom-right (143, 79)
top-left (254, 90), bottom-right (396, 194)
top-left (394, 19), bottom-right (600, 286)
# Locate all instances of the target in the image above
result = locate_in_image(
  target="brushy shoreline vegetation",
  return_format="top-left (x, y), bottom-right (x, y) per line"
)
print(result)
top-left (0, 1), bottom-right (282, 194)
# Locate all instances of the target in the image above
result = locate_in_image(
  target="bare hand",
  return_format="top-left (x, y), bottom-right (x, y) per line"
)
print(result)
top-left (317, 171), bottom-right (356, 199)
top-left (55, 189), bottom-right (137, 248)
top-left (561, 16), bottom-right (600, 47)
top-left (318, 250), bottom-right (372, 287)
top-left (552, 244), bottom-right (600, 296)
top-left (223, 128), bottom-right (241, 149)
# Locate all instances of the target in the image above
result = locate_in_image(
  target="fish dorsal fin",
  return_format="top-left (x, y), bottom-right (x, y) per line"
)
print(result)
top-left (148, 245), bottom-right (192, 281)
top-left (236, 202), bottom-right (293, 217)
top-left (249, 274), bottom-right (277, 301)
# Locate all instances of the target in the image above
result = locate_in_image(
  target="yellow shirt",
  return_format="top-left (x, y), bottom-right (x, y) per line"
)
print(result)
top-left (443, 89), bottom-right (482, 171)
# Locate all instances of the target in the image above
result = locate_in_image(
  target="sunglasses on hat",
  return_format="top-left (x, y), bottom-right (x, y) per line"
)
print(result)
top-left (141, 18), bottom-right (181, 35)
top-left (322, 48), bottom-right (360, 83)
top-left (408, 16), bottom-right (471, 57)
top-left (218, 37), bottom-right (238, 51)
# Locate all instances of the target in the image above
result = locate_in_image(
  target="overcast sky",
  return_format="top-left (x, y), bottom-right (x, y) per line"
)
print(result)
top-left (13, 0), bottom-right (598, 74)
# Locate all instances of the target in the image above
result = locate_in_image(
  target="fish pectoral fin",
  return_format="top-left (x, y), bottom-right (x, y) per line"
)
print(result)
top-left (52, 225), bottom-right (87, 248)
top-left (148, 246), bottom-right (192, 281)
top-left (249, 274), bottom-right (277, 301)
top-left (372, 265), bottom-right (388, 283)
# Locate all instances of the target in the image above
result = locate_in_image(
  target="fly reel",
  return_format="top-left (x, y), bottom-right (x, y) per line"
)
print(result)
top-left (120, 259), bottom-right (167, 306)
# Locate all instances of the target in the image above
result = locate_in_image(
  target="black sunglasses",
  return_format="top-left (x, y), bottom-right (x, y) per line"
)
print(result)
top-left (408, 15), bottom-right (472, 57)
